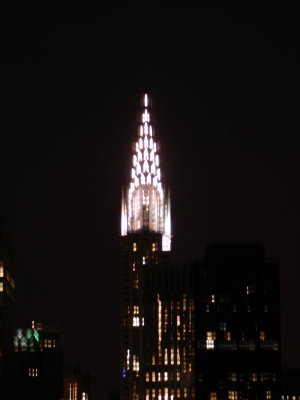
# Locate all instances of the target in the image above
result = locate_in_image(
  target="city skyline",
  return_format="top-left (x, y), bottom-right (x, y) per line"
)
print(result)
top-left (0, 3), bottom-right (298, 399)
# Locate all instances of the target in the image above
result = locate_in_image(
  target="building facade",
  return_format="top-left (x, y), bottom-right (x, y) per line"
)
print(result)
top-left (194, 244), bottom-right (281, 400)
top-left (0, 219), bottom-right (16, 378)
top-left (120, 94), bottom-right (194, 400)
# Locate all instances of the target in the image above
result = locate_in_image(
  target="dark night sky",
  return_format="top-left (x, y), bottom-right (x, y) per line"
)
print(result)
top-left (0, 3), bottom-right (299, 398)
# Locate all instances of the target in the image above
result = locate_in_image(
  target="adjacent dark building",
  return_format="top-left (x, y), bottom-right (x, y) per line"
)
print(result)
top-left (64, 366), bottom-right (92, 400)
top-left (194, 244), bottom-right (281, 400)
top-left (0, 219), bottom-right (16, 378)
top-left (5, 321), bottom-right (64, 400)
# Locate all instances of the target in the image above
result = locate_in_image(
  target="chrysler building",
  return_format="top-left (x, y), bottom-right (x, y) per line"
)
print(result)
top-left (120, 94), bottom-right (194, 400)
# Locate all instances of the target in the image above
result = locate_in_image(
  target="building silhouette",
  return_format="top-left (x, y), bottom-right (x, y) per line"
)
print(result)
top-left (0, 219), bottom-right (16, 378)
top-left (5, 321), bottom-right (64, 400)
top-left (194, 244), bottom-right (281, 400)
top-left (120, 94), bottom-right (194, 400)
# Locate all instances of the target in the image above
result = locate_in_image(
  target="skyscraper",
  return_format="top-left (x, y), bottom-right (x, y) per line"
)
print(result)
top-left (194, 244), bottom-right (281, 400)
top-left (120, 94), bottom-right (194, 400)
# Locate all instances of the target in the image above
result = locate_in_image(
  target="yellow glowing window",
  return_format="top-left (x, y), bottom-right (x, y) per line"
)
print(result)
top-left (164, 372), bottom-right (168, 381)
top-left (207, 331), bottom-right (216, 340)
top-left (210, 392), bottom-right (217, 400)
top-left (133, 242), bottom-right (137, 252)
top-left (225, 331), bottom-right (231, 341)
top-left (183, 297), bottom-right (187, 311)
top-left (177, 348), bottom-right (180, 365)
top-left (0, 263), bottom-right (4, 277)
top-left (266, 391), bottom-right (272, 400)
top-left (152, 372), bottom-right (155, 382)
top-left (164, 348), bottom-right (168, 365)
top-left (177, 372), bottom-right (180, 382)
top-left (228, 391), bottom-right (238, 400)
top-left (158, 372), bottom-right (161, 381)
top-left (145, 372), bottom-right (149, 382)
top-left (250, 373), bottom-right (258, 382)
top-left (0, 282), bottom-right (3, 292)
top-left (260, 331), bottom-right (266, 341)
top-left (177, 389), bottom-right (180, 398)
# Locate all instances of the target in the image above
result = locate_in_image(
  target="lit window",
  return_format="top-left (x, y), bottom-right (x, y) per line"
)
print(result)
top-left (210, 393), bottom-right (217, 400)
top-left (152, 371), bottom-right (156, 382)
top-left (28, 367), bottom-right (38, 377)
top-left (0, 282), bottom-right (3, 292)
top-left (142, 256), bottom-right (146, 265)
top-left (177, 348), bottom-right (180, 365)
top-left (264, 305), bottom-right (268, 313)
top-left (206, 331), bottom-right (216, 349)
top-left (260, 331), bottom-right (266, 341)
top-left (152, 243), bottom-right (158, 252)
top-left (133, 242), bottom-right (137, 252)
top-left (158, 372), bottom-right (161, 381)
top-left (220, 322), bottom-right (227, 331)
top-left (164, 372), bottom-right (168, 381)
top-left (133, 305), bottom-right (139, 314)
top-left (228, 373), bottom-right (237, 382)
top-left (146, 389), bottom-right (149, 400)
top-left (164, 387), bottom-right (168, 400)
top-left (164, 348), bottom-right (168, 365)
top-left (266, 390), bottom-right (272, 400)
top-left (177, 372), bottom-right (180, 382)
top-left (250, 373), bottom-right (258, 382)
top-left (133, 275), bottom-right (139, 289)
top-left (211, 295), bottom-right (215, 303)
top-left (228, 391), bottom-right (238, 400)
top-left (146, 372), bottom-right (149, 382)
top-left (82, 393), bottom-right (88, 400)
top-left (0, 262), bottom-right (4, 277)
top-left (246, 285), bottom-right (256, 295)
top-left (126, 349), bottom-right (130, 369)
top-left (171, 347), bottom-right (174, 365)
top-left (133, 355), bottom-right (139, 371)
top-left (225, 331), bottom-right (231, 341)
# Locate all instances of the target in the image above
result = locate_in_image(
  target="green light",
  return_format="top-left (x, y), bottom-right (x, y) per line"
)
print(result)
top-left (33, 330), bottom-right (39, 342)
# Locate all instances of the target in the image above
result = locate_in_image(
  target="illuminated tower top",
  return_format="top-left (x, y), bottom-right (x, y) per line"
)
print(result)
top-left (121, 94), bottom-right (171, 251)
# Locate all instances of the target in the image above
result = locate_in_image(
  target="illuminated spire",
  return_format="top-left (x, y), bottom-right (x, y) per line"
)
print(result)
top-left (121, 94), bottom-right (171, 251)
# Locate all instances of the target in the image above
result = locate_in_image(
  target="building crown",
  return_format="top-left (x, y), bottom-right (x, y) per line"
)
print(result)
top-left (121, 94), bottom-right (171, 251)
